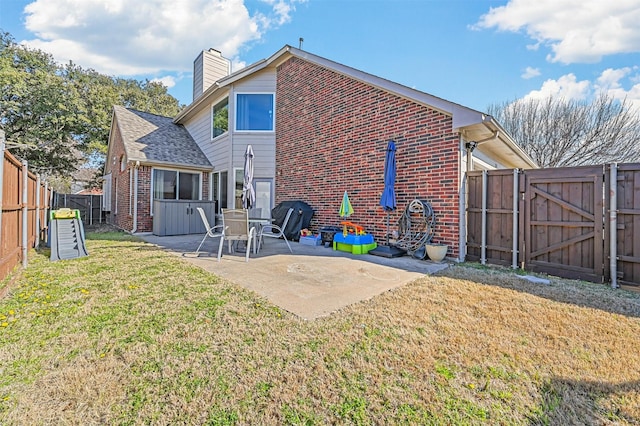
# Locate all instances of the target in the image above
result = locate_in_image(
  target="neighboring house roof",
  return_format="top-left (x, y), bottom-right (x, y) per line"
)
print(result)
top-left (75, 188), bottom-right (103, 195)
top-left (174, 45), bottom-right (537, 169)
top-left (113, 106), bottom-right (212, 170)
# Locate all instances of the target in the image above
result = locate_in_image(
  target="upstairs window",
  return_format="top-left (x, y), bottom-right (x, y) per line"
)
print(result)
top-left (235, 93), bottom-right (274, 131)
top-left (211, 97), bottom-right (229, 139)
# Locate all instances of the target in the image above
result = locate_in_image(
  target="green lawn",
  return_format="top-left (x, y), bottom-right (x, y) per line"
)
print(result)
top-left (1, 230), bottom-right (639, 425)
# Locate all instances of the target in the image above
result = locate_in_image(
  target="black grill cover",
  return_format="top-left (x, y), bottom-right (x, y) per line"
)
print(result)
top-left (271, 200), bottom-right (314, 241)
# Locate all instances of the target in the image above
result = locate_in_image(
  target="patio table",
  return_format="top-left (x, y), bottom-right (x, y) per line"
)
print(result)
top-left (249, 217), bottom-right (275, 253)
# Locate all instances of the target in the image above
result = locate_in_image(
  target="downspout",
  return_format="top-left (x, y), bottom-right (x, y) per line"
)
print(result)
top-left (131, 161), bottom-right (140, 234)
top-left (460, 140), bottom-right (477, 263)
top-left (458, 141), bottom-right (465, 262)
top-left (610, 163), bottom-right (618, 288)
top-left (22, 160), bottom-right (28, 268)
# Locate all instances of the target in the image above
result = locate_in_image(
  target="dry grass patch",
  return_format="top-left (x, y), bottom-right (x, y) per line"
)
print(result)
top-left (1, 232), bottom-right (639, 425)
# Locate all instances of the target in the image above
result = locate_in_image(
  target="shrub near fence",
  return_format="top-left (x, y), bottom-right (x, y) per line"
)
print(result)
top-left (0, 133), bottom-right (52, 283)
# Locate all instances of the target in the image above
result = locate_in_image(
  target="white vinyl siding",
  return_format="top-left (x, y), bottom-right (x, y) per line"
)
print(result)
top-left (181, 67), bottom-right (277, 212)
top-left (193, 49), bottom-right (230, 101)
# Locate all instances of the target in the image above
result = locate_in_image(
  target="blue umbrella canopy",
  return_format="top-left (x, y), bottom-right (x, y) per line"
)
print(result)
top-left (242, 145), bottom-right (256, 209)
top-left (380, 140), bottom-right (397, 211)
top-left (339, 191), bottom-right (354, 218)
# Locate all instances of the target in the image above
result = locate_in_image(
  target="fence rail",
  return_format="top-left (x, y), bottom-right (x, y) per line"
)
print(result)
top-left (52, 193), bottom-right (104, 226)
top-left (1, 133), bottom-right (52, 283)
top-left (467, 163), bottom-right (640, 291)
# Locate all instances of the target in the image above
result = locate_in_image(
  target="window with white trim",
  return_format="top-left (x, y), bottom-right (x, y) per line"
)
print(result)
top-left (235, 93), bottom-right (274, 131)
top-left (212, 171), bottom-right (228, 214)
top-left (152, 169), bottom-right (201, 201)
top-left (211, 97), bottom-right (228, 139)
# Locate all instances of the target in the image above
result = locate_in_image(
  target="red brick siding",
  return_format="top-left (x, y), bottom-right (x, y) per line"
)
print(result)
top-left (276, 57), bottom-right (461, 257)
top-left (107, 121), bottom-right (211, 234)
top-left (106, 124), bottom-right (133, 232)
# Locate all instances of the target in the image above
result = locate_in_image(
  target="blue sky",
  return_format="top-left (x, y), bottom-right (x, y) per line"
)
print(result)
top-left (1, 0), bottom-right (639, 112)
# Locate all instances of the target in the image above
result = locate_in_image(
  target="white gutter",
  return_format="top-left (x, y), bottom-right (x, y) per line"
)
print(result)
top-left (125, 158), bottom-right (213, 172)
top-left (482, 119), bottom-right (537, 169)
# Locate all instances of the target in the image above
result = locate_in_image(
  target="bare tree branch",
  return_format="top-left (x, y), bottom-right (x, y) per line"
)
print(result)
top-left (488, 93), bottom-right (640, 168)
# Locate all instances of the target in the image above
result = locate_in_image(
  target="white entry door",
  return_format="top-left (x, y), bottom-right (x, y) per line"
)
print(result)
top-left (253, 179), bottom-right (273, 218)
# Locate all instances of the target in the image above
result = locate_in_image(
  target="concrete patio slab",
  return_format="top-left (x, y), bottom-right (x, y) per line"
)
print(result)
top-left (140, 233), bottom-right (449, 320)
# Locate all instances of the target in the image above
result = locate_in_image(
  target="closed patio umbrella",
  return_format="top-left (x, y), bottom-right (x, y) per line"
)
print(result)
top-left (339, 190), bottom-right (354, 235)
top-left (370, 140), bottom-right (405, 258)
top-left (242, 145), bottom-right (256, 209)
top-left (339, 190), bottom-right (354, 219)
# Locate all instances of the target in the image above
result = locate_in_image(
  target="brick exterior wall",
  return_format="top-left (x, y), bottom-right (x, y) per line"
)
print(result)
top-left (276, 57), bottom-right (461, 257)
top-left (107, 121), bottom-right (211, 234)
top-left (106, 124), bottom-right (133, 232)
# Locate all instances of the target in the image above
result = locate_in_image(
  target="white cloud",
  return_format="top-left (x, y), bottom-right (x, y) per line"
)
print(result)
top-left (260, 0), bottom-right (306, 26)
top-left (19, 0), bottom-right (303, 76)
top-left (521, 66), bottom-right (540, 79)
top-left (524, 73), bottom-right (590, 100)
top-left (594, 67), bottom-right (640, 112)
top-left (150, 75), bottom-right (177, 88)
top-left (475, 0), bottom-right (640, 64)
top-left (523, 68), bottom-right (640, 113)
top-left (595, 67), bottom-right (632, 90)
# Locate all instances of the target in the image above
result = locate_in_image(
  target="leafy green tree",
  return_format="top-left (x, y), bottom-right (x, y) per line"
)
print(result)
top-left (1, 30), bottom-right (182, 186)
top-left (1, 31), bottom-right (81, 175)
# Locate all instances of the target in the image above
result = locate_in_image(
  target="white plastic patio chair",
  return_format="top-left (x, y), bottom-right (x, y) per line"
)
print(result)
top-left (258, 207), bottom-right (294, 253)
top-left (195, 207), bottom-right (225, 257)
top-left (219, 209), bottom-right (256, 262)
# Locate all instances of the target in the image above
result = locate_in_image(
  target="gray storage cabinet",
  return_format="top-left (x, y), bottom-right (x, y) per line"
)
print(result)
top-left (153, 200), bottom-right (216, 236)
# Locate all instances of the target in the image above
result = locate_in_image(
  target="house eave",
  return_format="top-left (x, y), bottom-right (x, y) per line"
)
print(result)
top-left (461, 116), bottom-right (538, 169)
top-left (126, 157), bottom-right (214, 172)
top-left (172, 45), bottom-right (537, 169)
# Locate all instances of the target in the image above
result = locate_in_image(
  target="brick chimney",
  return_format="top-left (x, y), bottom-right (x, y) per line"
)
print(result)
top-left (193, 48), bottom-right (231, 101)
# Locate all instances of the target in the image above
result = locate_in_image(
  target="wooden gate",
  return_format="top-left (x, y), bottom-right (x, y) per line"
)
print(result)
top-left (521, 166), bottom-right (605, 282)
top-left (615, 164), bottom-right (640, 288)
top-left (466, 169), bottom-right (518, 266)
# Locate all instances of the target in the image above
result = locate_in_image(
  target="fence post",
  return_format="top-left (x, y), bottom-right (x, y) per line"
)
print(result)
top-left (481, 170), bottom-right (487, 265)
top-left (44, 182), bottom-right (49, 235)
top-left (22, 160), bottom-right (28, 268)
top-left (0, 131), bottom-right (5, 252)
top-left (610, 163), bottom-right (618, 289)
top-left (512, 169), bottom-right (519, 269)
top-left (35, 174), bottom-right (41, 249)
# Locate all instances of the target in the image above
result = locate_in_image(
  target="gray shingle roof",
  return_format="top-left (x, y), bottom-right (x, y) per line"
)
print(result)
top-left (114, 105), bottom-right (211, 169)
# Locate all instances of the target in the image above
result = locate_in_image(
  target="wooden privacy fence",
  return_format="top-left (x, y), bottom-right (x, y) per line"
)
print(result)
top-left (52, 193), bottom-right (104, 226)
top-left (1, 135), bottom-right (52, 282)
top-left (467, 163), bottom-right (640, 291)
